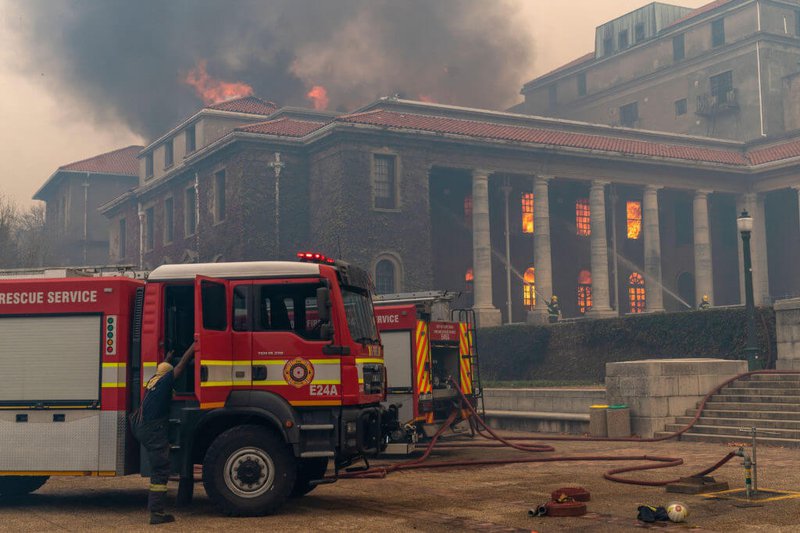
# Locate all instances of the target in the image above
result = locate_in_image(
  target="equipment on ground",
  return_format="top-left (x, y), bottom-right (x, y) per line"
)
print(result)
top-left (372, 291), bottom-right (482, 448)
top-left (0, 253), bottom-right (395, 516)
top-left (666, 501), bottom-right (689, 522)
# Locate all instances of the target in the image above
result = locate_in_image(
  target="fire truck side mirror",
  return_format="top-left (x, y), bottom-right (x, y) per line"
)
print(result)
top-left (316, 287), bottom-right (331, 323)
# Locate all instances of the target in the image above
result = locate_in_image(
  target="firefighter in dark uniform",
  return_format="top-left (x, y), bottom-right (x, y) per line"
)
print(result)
top-left (547, 295), bottom-right (561, 323)
top-left (699, 295), bottom-right (711, 310)
top-left (134, 343), bottom-right (195, 525)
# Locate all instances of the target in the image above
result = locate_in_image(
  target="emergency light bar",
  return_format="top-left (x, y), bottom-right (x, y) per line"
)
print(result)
top-left (297, 252), bottom-right (336, 264)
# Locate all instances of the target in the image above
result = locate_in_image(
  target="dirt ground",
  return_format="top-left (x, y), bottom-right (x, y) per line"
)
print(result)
top-left (1, 433), bottom-right (799, 532)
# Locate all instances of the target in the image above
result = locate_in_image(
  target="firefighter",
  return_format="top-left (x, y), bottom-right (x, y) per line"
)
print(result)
top-left (699, 295), bottom-right (711, 310)
top-left (133, 343), bottom-right (195, 525)
top-left (547, 295), bottom-right (561, 323)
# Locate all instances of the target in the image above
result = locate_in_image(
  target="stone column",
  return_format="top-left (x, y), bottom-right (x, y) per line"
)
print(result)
top-left (528, 176), bottom-right (554, 325)
top-left (736, 193), bottom-right (770, 306)
top-left (587, 180), bottom-right (615, 317)
top-left (693, 190), bottom-right (714, 307)
top-left (471, 169), bottom-right (502, 327)
top-left (643, 185), bottom-right (664, 312)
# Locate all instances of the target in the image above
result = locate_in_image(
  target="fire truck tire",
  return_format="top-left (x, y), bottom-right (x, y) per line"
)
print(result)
top-left (0, 476), bottom-right (49, 497)
top-left (290, 458), bottom-right (328, 498)
top-left (202, 425), bottom-right (296, 516)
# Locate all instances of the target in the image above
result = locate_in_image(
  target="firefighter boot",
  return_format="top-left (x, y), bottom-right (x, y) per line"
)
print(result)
top-left (148, 486), bottom-right (175, 525)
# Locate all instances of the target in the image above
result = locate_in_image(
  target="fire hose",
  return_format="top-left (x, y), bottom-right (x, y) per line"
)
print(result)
top-left (337, 369), bottom-right (800, 486)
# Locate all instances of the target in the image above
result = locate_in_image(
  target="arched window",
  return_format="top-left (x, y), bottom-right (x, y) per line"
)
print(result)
top-left (465, 267), bottom-right (474, 292)
top-left (375, 259), bottom-right (396, 295)
top-left (577, 269), bottom-right (592, 314)
top-left (523, 267), bottom-right (536, 309)
top-left (628, 272), bottom-right (646, 313)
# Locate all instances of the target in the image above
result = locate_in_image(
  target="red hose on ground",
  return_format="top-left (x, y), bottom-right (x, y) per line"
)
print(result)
top-left (337, 369), bottom-right (795, 485)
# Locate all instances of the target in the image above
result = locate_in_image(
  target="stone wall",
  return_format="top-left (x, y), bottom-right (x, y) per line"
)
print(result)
top-left (774, 297), bottom-right (800, 371)
top-left (606, 358), bottom-right (747, 437)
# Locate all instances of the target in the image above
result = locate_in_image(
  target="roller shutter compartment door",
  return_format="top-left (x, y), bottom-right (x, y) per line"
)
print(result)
top-left (382, 330), bottom-right (413, 390)
top-left (0, 315), bottom-right (101, 403)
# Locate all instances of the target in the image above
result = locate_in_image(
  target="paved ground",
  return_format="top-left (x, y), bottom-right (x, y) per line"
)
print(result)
top-left (1, 433), bottom-right (799, 532)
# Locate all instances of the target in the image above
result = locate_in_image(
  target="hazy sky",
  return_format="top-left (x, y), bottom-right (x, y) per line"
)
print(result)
top-left (0, 0), bottom-right (709, 207)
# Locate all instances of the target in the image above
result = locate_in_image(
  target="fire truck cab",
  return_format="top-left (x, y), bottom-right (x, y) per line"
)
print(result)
top-left (0, 256), bottom-right (388, 516)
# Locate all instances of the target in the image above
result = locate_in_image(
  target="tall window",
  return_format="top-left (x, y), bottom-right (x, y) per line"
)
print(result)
top-left (464, 195), bottom-right (473, 227)
top-left (672, 34), bottom-right (685, 61)
top-left (627, 201), bottom-right (642, 239)
top-left (628, 272), bottom-right (646, 313)
top-left (164, 139), bottom-right (174, 168)
top-left (465, 268), bottom-right (474, 293)
top-left (577, 270), bottom-right (592, 314)
top-left (118, 218), bottom-right (126, 259)
top-left (186, 125), bottom-right (196, 154)
top-left (620, 102), bottom-right (638, 127)
top-left (710, 71), bottom-right (734, 104)
top-left (634, 23), bottom-right (645, 43)
top-left (618, 29), bottom-right (629, 50)
top-left (145, 153), bottom-right (154, 178)
top-left (185, 186), bottom-right (197, 236)
top-left (603, 34), bottom-right (614, 56)
top-left (675, 98), bottom-right (688, 116)
top-left (375, 259), bottom-right (397, 295)
top-left (523, 267), bottom-right (536, 309)
top-left (164, 197), bottom-right (174, 244)
top-left (576, 198), bottom-right (591, 236)
top-left (145, 206), bottom-right (154, 251)
top-left (522, 192), bottom-right (534, 234)
top-left (711, 18), bottom-right (725, 47)
top-left (214, 170), bottom-right (226, 223)
top-left (373, 154), bottom-right (398, 209)
top-left (577, 72), bottom-right (587, 97)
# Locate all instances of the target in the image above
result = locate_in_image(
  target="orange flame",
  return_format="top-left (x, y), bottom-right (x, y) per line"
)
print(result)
top-left (306, 85), bottom-right (329, 110)
top-left (626, 201), bottom-right (642, 239)
top-left (184, 60), bottom-right (254, 105)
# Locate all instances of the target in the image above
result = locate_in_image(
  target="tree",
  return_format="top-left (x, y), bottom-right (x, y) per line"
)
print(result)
top-left (0, 192), bottom-right (51, 269)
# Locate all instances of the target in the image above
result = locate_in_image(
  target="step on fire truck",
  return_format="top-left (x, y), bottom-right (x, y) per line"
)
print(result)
top-left (0, 253), bottom-right (393, 516)
top-left (373, 291), bottom-right (482, 452)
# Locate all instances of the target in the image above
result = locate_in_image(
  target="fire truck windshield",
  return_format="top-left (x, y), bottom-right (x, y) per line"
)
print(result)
top-left (342, 287), bottom-right (379, 344)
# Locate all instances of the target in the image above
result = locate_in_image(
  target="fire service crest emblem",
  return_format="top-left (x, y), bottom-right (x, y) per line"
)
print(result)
top-left (283, 357), bottom-right (314, 388)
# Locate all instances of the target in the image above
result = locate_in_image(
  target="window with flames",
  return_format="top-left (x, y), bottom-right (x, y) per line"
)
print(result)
top-left (465, 267), bottom-right (474, 293)
top-left (577, 269), bottom-right (592, 314)
top-left (523, 267), bottom-right (536, 309)
top-left (628, 272), bottom-right (646, 313)
top-left (522, 193), bottom-right (534, 234)
top-left (627, 201), bottom-right (642, 239)
top-left (576, 198), bottom-right (590, 236)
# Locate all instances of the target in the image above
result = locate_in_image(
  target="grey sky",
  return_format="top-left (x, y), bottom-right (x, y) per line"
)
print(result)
top-left (0, 0), bottom-right (709, 206)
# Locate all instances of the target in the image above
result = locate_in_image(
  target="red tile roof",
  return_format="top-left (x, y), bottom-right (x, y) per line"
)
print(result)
top-left (58, 145), bottom-right (143, 175)
top-left (237, 117), bottom-right (328, 137)
top-left (206, 96), bottom-right (278, 116)
top-left (747, 139), bottom-right (800, 165)
top-left (667, 0), bottom-right (736, 28)
top-left (338, 109), bottom-right (750, 166)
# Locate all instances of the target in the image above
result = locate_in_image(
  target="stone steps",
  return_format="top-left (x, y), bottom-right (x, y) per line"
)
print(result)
top-left (721, 387), bottom-right (800, 395)
top-left (671, 416), bottom-right (800, 430)
top-left (663, 373), bottom-right (800, 447)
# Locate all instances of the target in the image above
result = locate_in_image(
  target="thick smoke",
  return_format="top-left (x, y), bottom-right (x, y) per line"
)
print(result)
top-left (11, 0), bottom-right (535, 138)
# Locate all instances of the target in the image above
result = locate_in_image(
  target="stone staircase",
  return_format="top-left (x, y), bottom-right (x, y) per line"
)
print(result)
top-left (655, 373), bottom-right (800, 448)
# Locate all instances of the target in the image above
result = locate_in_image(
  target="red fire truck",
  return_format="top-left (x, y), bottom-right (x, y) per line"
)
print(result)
top-left (0, 255), bottom-right (390, 515)
top-left (373, 292), bottom-right (481, 448)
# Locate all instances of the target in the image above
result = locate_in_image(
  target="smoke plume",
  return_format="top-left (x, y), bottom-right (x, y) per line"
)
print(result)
top-left (11, 0), bottom-right (534, 138)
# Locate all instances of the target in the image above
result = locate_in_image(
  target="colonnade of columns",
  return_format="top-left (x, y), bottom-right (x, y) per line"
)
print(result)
top-left (468, 168), bottom-right (771, 326)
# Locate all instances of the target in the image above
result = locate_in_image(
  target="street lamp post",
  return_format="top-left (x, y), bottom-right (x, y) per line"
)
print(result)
top-left (737, 210), bottom-right (760, 370)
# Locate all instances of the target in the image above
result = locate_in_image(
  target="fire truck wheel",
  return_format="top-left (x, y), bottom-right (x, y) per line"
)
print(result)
top-left (290, 458), bottom-right (329, 498)
top-left (0, 476), bottom-right (49, 498)
top-left (202, 425), bottom-right (296, 516)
